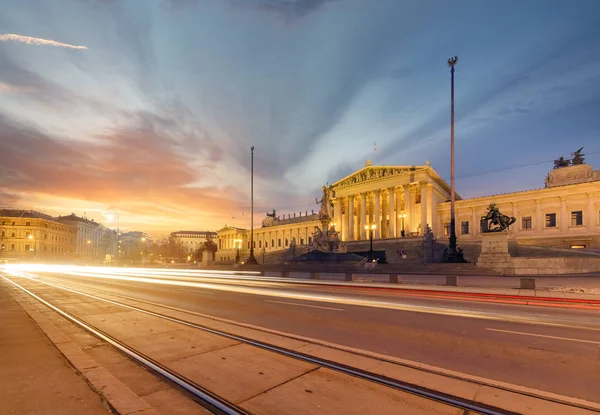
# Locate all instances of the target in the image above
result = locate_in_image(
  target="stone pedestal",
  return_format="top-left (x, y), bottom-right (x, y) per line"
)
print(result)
top-left (200, 253), bottom-right (214, 268)
top-left (476, 231), bottom-right (514, 275)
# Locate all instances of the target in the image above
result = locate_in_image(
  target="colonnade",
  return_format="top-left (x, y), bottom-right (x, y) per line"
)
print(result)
top-left (332, 182), bottom-right (434, 241)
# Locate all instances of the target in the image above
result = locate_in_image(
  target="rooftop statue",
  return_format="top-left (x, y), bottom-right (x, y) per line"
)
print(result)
top-left (553, 156), bottom-right (570, 169)
top-left (480, 203), bottom-right (516, 233)
top-left (571, 147), bottom-right (585, 165)
top-left (266, 209), bottom-right (277, 218)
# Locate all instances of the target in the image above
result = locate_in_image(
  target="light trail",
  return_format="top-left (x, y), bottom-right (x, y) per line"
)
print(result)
top-left (4, 265), bottom-right (600, 331)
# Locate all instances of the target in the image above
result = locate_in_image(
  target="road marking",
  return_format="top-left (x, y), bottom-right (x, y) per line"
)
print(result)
top-left (264, 299), bottom-right (343, 311)
top-left (177, 288), bottom-right (214, 295)
top-left (486, 328), bottom-right (600, 345)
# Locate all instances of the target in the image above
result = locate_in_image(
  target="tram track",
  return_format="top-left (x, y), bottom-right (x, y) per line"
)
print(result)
top-left (2, 274), bottom-right (582, 415)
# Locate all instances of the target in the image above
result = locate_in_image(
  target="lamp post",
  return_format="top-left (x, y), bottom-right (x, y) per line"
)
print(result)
top-left (444, 56), bottom-right (465, 263)
top-left (364, 224), bottom-right (376, 261)
top-left (28, 234), bottom-right (35, 260)
top-left (234, 238), bottom-right (242, 263)
top-left (398, 213), bottom-right (407, 237)
top-left (245, 146), bottom-right (258, 265)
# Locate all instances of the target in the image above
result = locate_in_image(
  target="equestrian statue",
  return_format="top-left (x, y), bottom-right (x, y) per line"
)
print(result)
top-left (480, 203), bottom-right (516, 232)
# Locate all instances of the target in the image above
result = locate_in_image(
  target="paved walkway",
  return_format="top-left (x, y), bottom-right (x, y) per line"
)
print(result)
top-left (0, 282), bottom-right (111, 415)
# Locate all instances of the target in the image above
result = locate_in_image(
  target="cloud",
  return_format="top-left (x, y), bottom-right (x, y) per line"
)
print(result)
top-left (0, 34), bottom-right (88, 50)
top-left (0, 113), bottom-right (243, 233)
top-left (232, 0), bottom-right (337, 19)
top-left (0, 82), bottom-right (35, 93)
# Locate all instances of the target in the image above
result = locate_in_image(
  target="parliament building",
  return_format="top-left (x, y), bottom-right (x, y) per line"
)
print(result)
top-left (217, 158), bottom-right (600, 262)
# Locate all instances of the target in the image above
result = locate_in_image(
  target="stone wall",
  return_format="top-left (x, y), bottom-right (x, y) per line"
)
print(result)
top-left (511, 257), bottom-right (600, 275)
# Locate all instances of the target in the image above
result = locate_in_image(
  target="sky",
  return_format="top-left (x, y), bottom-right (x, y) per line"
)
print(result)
top-left (1, 0), bottom-right (600, 237)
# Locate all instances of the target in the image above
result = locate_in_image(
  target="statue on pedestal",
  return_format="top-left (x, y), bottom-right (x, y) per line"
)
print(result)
top-left (316, 185), bottom-right (333, 222)
top-left (480, 203), bottom-right (515, 232)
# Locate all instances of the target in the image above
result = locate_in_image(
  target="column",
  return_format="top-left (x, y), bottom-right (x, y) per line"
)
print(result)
top-left (471, 208), bottom-right (478, 237)
top-left (334, 199), bottom-right (342, 231)
top-left (426, 183), bottom-right (433, 229)
top-left (535, 199), bottom-right (542, 232)
top-left (374, 190), bottom-right (381, 239)
top-left (395, 187), bottom-right (402, 236)
top-left (420, 183), bottom-right (427, 234)
top-left (559, 196), bottom-right (568, 232)
top-left (387, 187), bottom-right (395, 238)
top-left (586, 193), bottom-right (595, 229)
top-left (341, 197), bottom-right (348, 241)
top-left (404, 186), bottom-right (411, 235)
top-left (360, 192), bottom-right (367, 240)
top-left (347, 195), bottom-right (355, 241)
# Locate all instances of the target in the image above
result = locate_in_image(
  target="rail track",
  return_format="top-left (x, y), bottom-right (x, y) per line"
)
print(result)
top-left (3, 274), bottom-right (532, 415)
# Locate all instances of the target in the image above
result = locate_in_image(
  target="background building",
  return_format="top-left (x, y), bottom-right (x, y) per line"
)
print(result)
top-left (0, 209), bottom-right (76, 261)
top-left (55, 213), bottom-right (113, 261)
top-left (171, 231), bottom-right (218, 256)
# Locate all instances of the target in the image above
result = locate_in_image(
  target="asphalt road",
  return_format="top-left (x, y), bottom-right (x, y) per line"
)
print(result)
top-left (11, 269), bottom-right (600, 403)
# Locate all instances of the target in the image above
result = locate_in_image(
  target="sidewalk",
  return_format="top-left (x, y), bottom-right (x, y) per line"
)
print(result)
top-left (0, 283), bottom-right (111, 415)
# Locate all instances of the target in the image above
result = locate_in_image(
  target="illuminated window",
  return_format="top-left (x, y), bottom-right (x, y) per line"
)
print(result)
top-left (571, 245), bottom-right (586, 249)
top-left (443, 223), bottom-right (450, 236)
top-left (571, 211), bottom-right (583, 226)
top-left (522, 216), bottom-right (532, 230)
top-left (545, 213), bottom-right (556, 228)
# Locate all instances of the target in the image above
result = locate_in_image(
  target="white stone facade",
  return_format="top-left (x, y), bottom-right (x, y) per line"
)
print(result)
top-left (217, 161), bottom-right (600, 254)
top-left (171, 230), bottom-right (217, 254)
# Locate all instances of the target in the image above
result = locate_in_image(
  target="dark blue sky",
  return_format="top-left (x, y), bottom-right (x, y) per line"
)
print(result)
top-left (1, 0), bottom-right (599, 234)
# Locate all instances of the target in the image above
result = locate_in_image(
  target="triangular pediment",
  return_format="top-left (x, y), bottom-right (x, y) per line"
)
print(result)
top-left (331, 165), bottom-right (425, 189)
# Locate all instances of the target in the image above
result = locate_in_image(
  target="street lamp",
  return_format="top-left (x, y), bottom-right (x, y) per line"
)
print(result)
top-left (234, 238), bottom-right (242, 263)
top-left (28, 234), bottom-right (35, 260)
top-left (245, 146), bottom-right (258, 265)
top-left (398, 213), bottom-right (407, 237)
top-left (444, 56), bottom-right (466, 263)
top-left (364, 224), bottom-right (376, 262)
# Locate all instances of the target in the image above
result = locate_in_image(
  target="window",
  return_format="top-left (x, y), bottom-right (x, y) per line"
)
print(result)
top-left (0, 244), bottom-right (4, 250)
top-left (271, 239), bottom-right (275, 247)
top-left (278, 239), bottom-right (281, 247)
top-left (545, 213), bottom-right (556, 228)
top-left (12, 221), bottom-right (15, 226)
top-left (11, 232), bottom-right (15, 237)
top-left (285, 238), bottom-right (289, 246)
top-left (571, 245), bottom-right (586, 249)
top-left (415, 193), bottom-right (421, 204)
top-left (10, 244), bottom-right (15, 250)
top-left (25, 221), bottom-right (30, 226)
top-left (522, 216), bottom-right (532, 230)
top-left (25, 244), bottom-right (30, 251)
top-left (258, 240), bottom-right (262, 248)
top-left (0, 231), bottom-right (4, 237)
top-left (300, 238), bottom-right (304, 245)
top-left (461, 221), bottom-right (469, 234)
top-left (571, 211), bottom-right (583, 226)
top-left (0, 221), bottom-right (4, 225)
top-left (443, 223), bottom-right (451, 236)
top-left (308, 237), bottom-right (312, 244)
